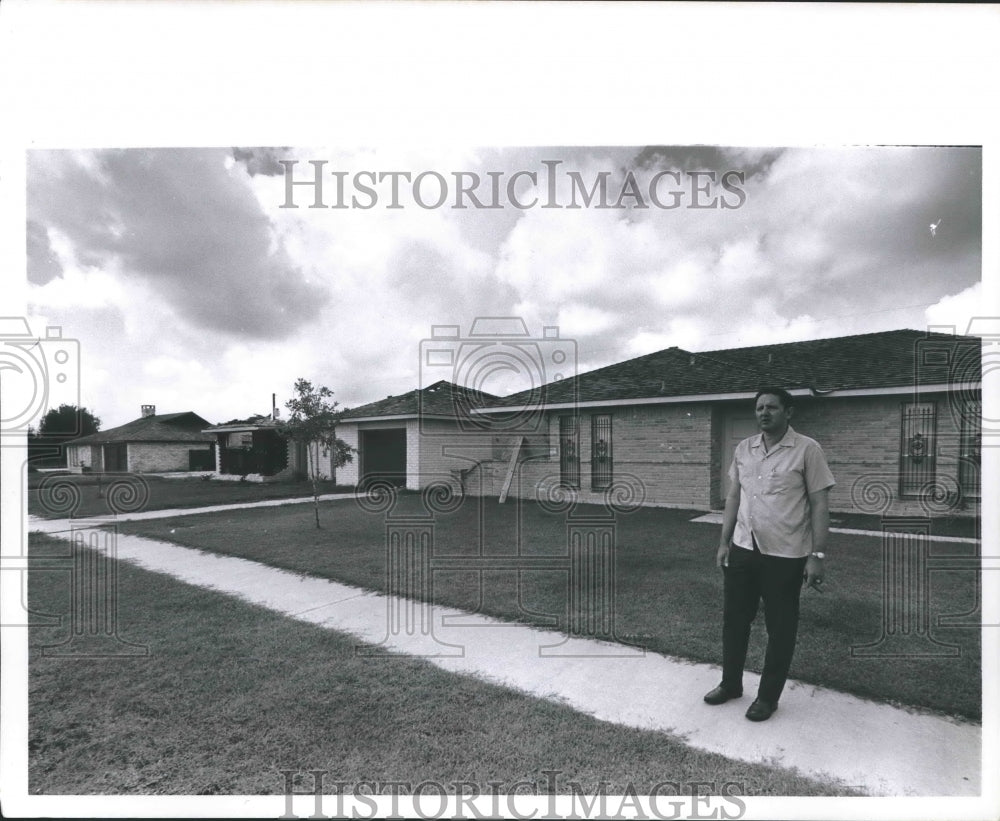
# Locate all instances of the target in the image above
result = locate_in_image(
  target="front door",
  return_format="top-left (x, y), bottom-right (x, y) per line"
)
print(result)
top-left (103, 442), bottom-right (127, 472)
top-left (720, 412), bottom-right (759, 501)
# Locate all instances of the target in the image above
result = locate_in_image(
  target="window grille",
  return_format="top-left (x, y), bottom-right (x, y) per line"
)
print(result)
top-left (559, 415), bottom-right (580, 489)
top-left (958, 405), bottom-right (981, 501)
top-left (591, 414), bottom-right (613, 491)
top-left (899, 402), bottom-right (936, 497)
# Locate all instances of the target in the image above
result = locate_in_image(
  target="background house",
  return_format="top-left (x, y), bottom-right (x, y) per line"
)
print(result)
top-left (470, 329), bottom-right (981, 519)
top-left (203, 415), bottom-right (324, 481)
top-left (65, 406), bottom-right (215, 474)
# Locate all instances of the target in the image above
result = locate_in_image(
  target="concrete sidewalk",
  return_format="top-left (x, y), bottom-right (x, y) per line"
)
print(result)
top-left (29, 493), bottom-right (359, 533)
top-left (35, 496), bottom-right (979, 543)
top-left (29, 510), bottom-right (982, 797)
top-left (690, 512), bottom-right (981, 544)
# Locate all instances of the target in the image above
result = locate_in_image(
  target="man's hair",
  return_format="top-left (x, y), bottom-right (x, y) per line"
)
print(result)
top-left (754, 388), bottom-right (795, 409)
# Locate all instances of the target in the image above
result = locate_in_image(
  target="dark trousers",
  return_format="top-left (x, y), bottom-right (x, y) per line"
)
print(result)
top-left (721, 541), bottom-right (807, 703)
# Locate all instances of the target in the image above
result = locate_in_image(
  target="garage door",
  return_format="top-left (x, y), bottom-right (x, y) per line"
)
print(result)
top-left (360, 428), bottom-right (407, 488)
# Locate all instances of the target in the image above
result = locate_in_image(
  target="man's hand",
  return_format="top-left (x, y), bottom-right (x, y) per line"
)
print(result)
top-left (716, 544), bottom-right (730, 569)
top-left (803, 555), bottom-right (824, 591)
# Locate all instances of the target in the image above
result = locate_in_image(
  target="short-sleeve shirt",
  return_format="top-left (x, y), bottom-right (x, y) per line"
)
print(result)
top-left (728, 425), bottom-right (835, 558)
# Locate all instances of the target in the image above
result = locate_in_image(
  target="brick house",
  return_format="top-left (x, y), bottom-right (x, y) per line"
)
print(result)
top-left (471, 329), bottom-right (982, 518)
top-left (65, 407), bottom-right (215, 474)
top-left (338, 330), bottom-right (981, 519)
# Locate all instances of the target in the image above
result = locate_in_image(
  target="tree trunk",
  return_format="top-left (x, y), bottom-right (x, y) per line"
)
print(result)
top-left (308, 441), bottom-right (320, 529)
top-left (312, 476), bottom-right (320, 529)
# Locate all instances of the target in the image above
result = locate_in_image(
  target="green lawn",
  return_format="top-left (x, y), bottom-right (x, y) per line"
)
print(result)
top-left (27, 473), bottom-right (353, 519)
top-left (28, 533), bottom-right (851, 796)
top-left (115, 493), bottom-right (982, 720)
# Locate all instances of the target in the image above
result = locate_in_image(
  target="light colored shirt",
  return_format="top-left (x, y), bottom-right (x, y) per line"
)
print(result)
top-left (728, 425), bottom-right (835, 558)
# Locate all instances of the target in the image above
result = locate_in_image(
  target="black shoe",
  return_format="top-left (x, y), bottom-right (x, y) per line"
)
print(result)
top-left (745, 698), bottom-right (777, 721)
top-left (703, 685), bottom-right (742, 705)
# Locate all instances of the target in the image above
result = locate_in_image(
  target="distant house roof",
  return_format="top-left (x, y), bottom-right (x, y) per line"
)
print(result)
top-left (68, 411), bottom-right (215, 446)
top-left (479, 329), bottom-right (982, 411)
top-left (340, 380), bottom-right (502, 422)
top-left (203, 415), bottom-right (281, 434)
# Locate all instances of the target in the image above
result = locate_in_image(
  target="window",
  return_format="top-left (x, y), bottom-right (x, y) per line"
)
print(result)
top-left (899, 402), bottom-right (936, 497)
top-left (958, 406), bottom-right (981, 501)
top-left (591, 414), bottom-right (613, 491)
top-left (228, 431), bottom-right (253, 448)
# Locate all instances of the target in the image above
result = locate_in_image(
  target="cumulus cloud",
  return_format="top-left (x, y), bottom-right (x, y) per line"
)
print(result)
top-left (25, 145), bottom-right (983, 426)
top-left (26, 220), bottom-right (62, 284)
top-left (495, 145), bottom-right (981, 369)
top-left (232, 147), bottom-right (289, 177)
top-left (28, 148), bottom-right (329, 339)
top-left (924, 282), bottom-right (984, 334)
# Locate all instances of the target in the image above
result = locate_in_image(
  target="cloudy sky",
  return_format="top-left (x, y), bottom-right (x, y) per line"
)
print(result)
top-left (26, 145), bottom-right (982, 429)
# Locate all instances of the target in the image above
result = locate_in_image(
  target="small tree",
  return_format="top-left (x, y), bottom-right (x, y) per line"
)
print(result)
top-left (278, 379), bottom-right (354, 529)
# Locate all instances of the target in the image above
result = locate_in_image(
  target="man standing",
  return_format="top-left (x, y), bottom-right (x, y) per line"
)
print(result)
top-left (704, 388), bottom-right (835, 721)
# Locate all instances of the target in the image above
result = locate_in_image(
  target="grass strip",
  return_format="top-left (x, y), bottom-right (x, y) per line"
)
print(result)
top-left (28, 474), bottom-right (353, 519)
top-left (28, 533), bottom-right (850, 796)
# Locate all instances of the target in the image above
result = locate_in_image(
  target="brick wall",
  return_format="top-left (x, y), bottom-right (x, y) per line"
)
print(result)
top-left (467, 394), bottom-right (979, 519)
top-left (413, 419), bottom-right (495, 493)
top-left (784, 393), bottom-right (978, 517)
top-left (469, 404), bottom-right (716, 509)
top-left (405, 422), bottom-right (420, 490)
top-left (127, 442), bottom-right (213, 473)
top-left (337, 425), bottom-right (360, 485)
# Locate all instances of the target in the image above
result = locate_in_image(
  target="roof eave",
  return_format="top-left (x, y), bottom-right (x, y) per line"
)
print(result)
top-left (339, 413), bottom-right (462, 424)
top-left (471, 381), bottom-right (980, 414)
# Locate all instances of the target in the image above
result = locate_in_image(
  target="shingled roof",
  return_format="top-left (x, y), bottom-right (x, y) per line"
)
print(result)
top-left (340, 380), bottom-right (502, 421)
top-left (67, 412), bottom-right (215, 446)
top-left (484, 329), bottom-right (981, 409)
top-left (203, 415), bottom-right (281, 433)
